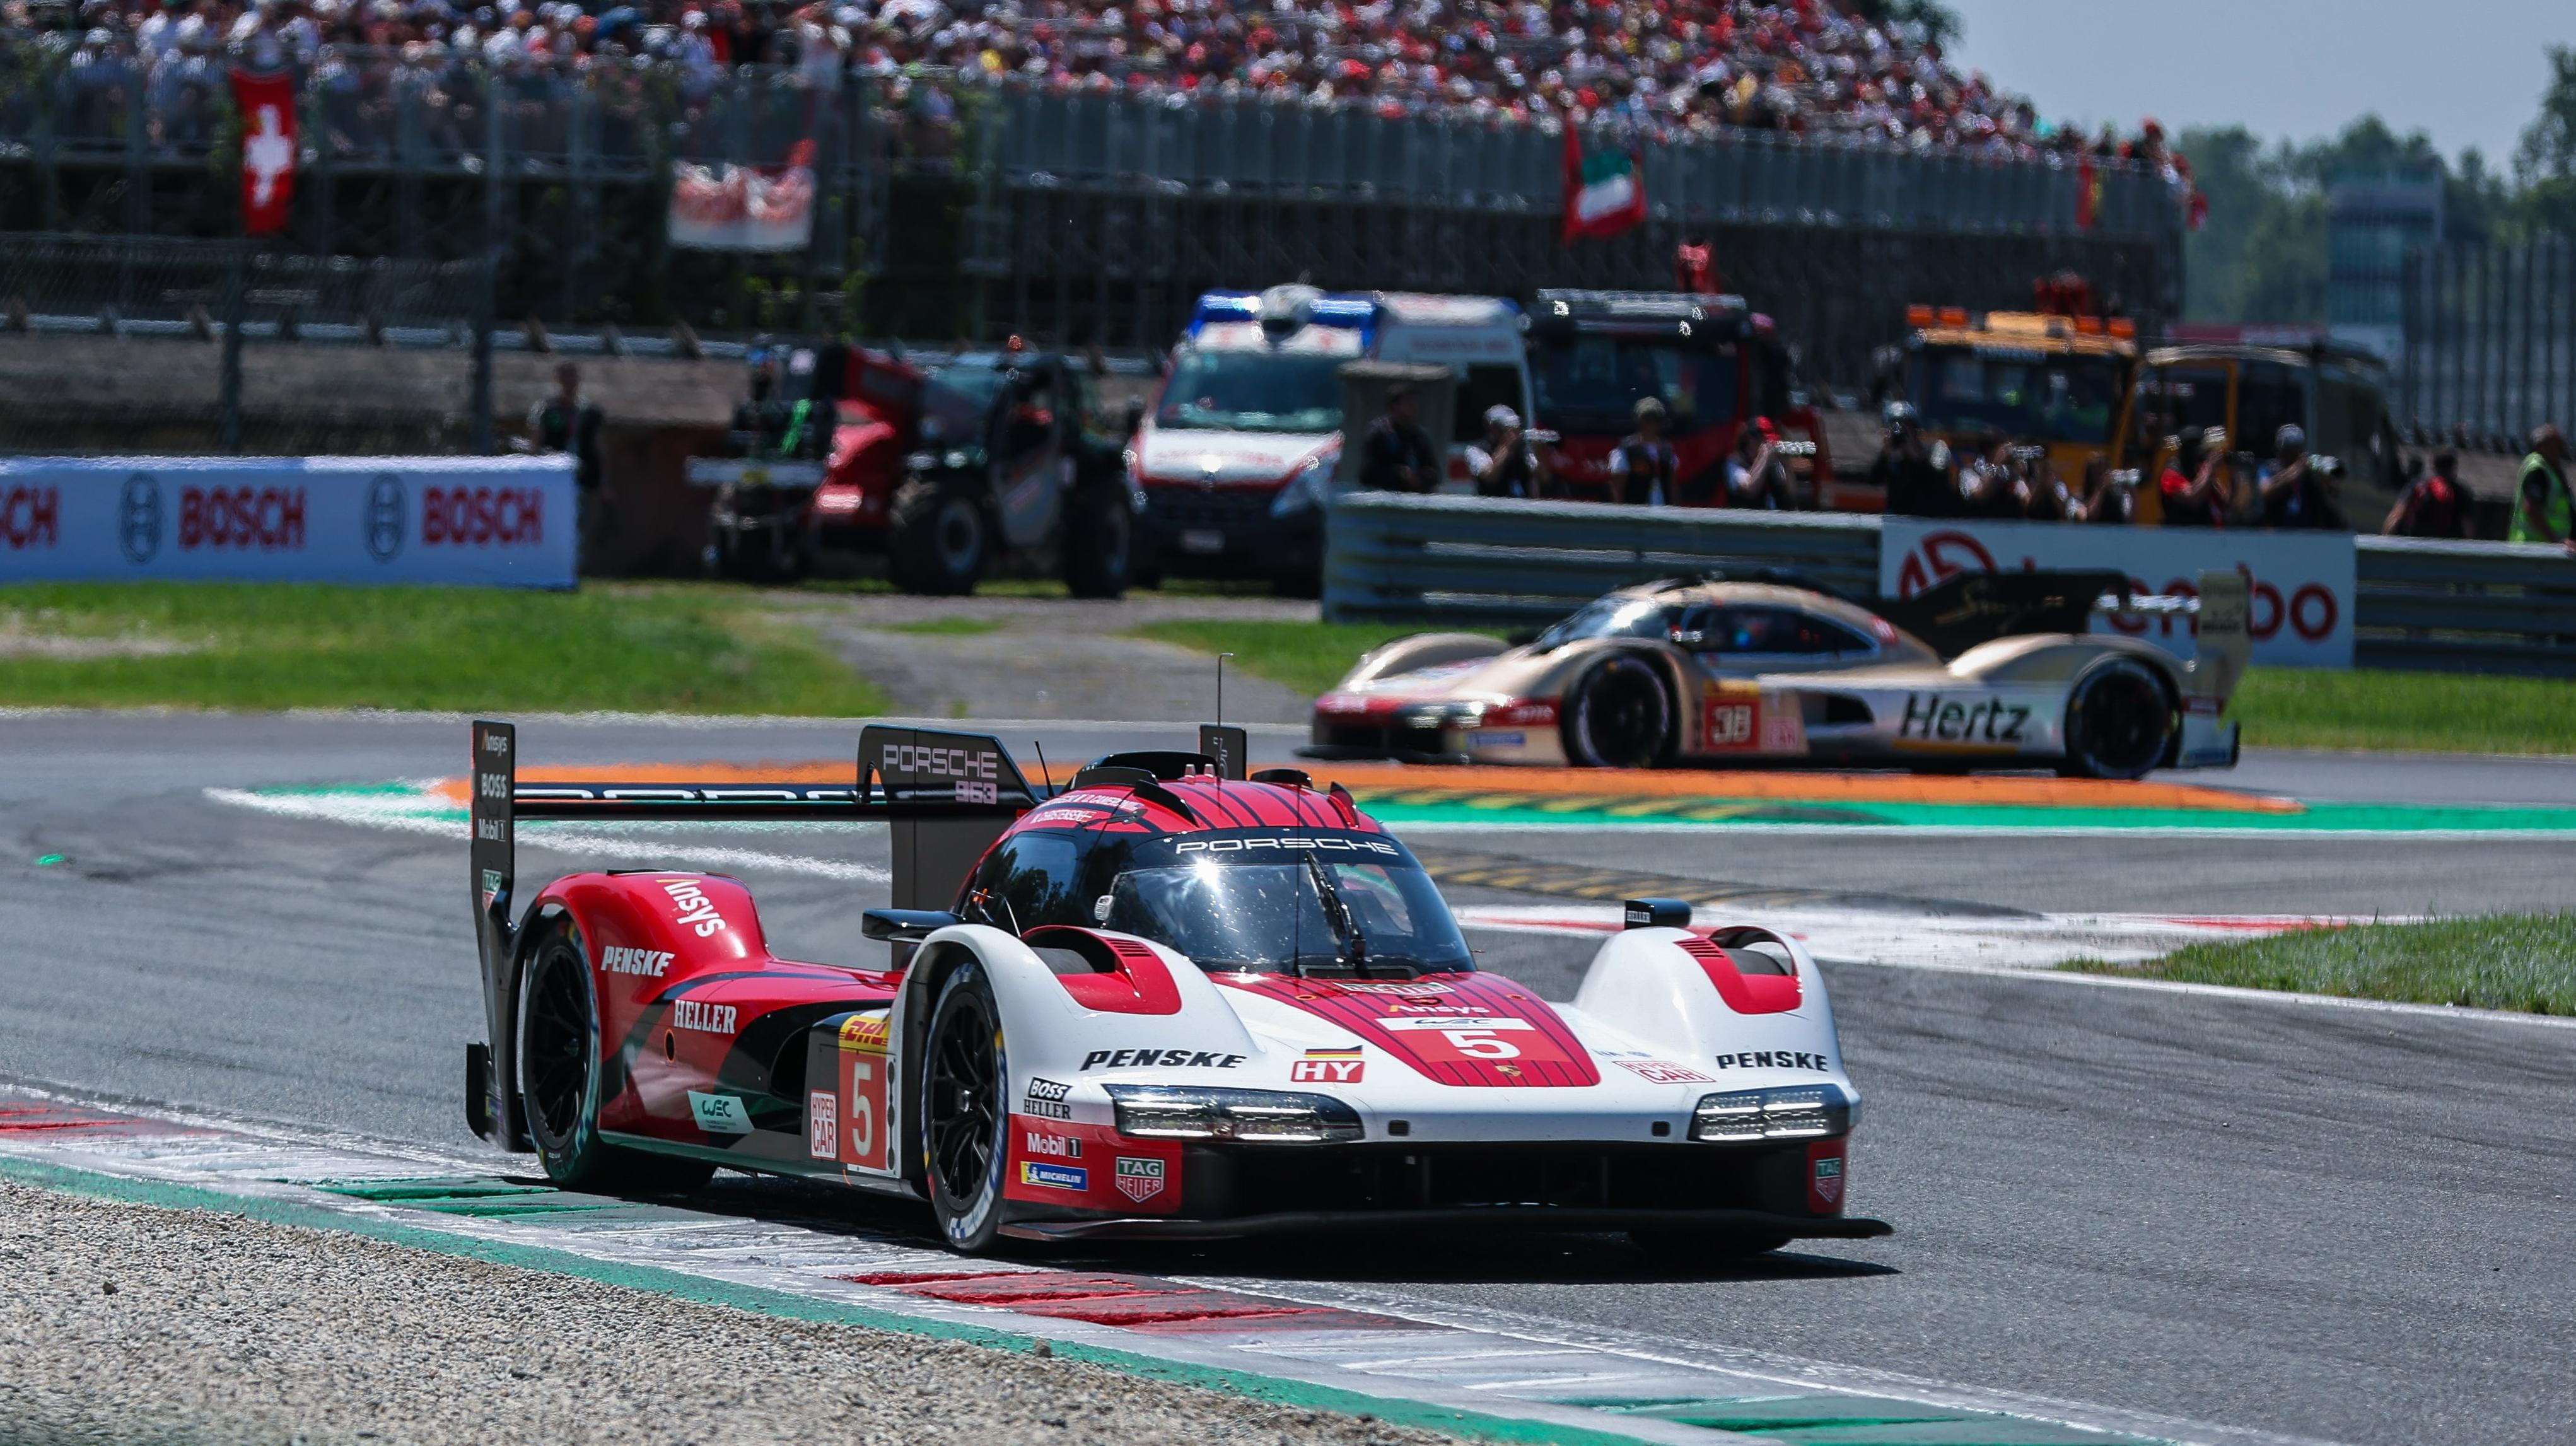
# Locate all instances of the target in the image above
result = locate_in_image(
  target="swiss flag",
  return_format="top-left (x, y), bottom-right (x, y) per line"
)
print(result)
top-left (231, 69), bottom-right (297, 236)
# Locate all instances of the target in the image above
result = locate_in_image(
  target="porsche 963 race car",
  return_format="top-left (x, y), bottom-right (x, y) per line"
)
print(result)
top-left (1310, 568), bottom-right (2253, 779)
top-left (465, 723), bottom-right (1888, 1256)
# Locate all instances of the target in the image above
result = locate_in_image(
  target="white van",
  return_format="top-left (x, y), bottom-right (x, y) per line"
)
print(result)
top-left (1130, 284), bottom-right (1532, 593)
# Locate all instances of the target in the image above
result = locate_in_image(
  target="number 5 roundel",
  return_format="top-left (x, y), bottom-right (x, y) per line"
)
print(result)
top-left (1217, 975), bottom-right (1600, 1087)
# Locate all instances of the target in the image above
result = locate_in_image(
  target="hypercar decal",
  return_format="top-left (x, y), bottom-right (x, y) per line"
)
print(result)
top-left (1217, 974), bottom-right (1600, 1087)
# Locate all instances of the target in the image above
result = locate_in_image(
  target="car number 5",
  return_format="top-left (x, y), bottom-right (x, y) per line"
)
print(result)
top-left (849, 1095), bottom-right (875, 1158)
top-left (1442, 1029), bottom-right (1521, 1059)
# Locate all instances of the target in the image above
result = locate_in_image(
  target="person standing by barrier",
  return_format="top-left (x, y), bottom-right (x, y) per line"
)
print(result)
top-left (2075, 458), bottom-right (2135, 525)
top-left (1870, 404), bottom-right (1954, 517)
top-left (1721, 419), bottom-right (1795, 509)
top-left (2160, 426), bottom-right (2232, 528)
top-left (1468, 405), bottom-right (1546, 499)
top-left (1360, 385), bottom-right (1441, 494)
top-left (1607, 397), bottom-right (1679, 506)
top-left (2510, 425), bottom-right (2572, 549)
top-left (2384, 451), bottom-right (2474, 539)
top-left (528, 362), bottom-right (608, 573)
top-left (2256, 424), bottom-right (2346, 530)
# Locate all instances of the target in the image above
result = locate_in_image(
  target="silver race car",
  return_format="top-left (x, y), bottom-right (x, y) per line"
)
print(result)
top-left (1310, 570), bottom-right (2251, 779)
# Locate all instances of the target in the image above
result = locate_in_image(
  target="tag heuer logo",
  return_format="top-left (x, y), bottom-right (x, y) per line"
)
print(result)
top-left (1114, 1156), bottom-right (1165, 1203)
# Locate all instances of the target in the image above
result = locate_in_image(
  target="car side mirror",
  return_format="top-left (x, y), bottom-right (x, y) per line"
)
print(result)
top-left (1668, 629), bottom-right (1709, 648)
top-left (862, 908), bottom-right (961, 942)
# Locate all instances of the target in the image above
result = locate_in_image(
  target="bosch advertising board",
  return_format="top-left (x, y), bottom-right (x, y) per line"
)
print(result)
top-left (1879, 517), bottom-right (2356, 669)
top-left (0, 455), bottom-right (575, 588)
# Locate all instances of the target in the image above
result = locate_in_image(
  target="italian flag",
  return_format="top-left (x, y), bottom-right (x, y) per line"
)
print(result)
top-left (1561, 125), bottom-right (1647, 243)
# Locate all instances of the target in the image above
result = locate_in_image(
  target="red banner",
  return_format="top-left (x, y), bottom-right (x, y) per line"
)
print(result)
top-left (230, 69), bottom-right (297, 236)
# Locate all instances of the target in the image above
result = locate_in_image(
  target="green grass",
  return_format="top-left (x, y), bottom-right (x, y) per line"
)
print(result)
top-left (2066, 914), bottom-right (2576, 1014)
top-left (1129, 620), bottom-right (1503, 697)
top-left (1131, 615), bottom-right (2576, 755)
top-left (883, 617), bottom-right (1003, 636)
top-left (0, 582), bottom-right (889, 714)
top-left (2229, 667), bottom-right (2576, 755)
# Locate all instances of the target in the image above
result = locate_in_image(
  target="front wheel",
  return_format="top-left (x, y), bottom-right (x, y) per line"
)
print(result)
top-left (2058, 657), bottom-right (2176, 781)
top-left (1061, 483), bottom-right (1133, 600)
top-left (1561, 654), bottom-right (1676, 768)
top-left (517, 919), bottom-right (714, 1194)
top-left (887, 479), bottom-right (989, 595)
top-left (921, 960), bottom-right (1011, 1253)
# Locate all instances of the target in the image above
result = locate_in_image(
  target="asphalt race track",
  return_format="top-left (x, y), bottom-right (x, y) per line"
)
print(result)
top-left (6, 711), bottom-right (2576, 1446)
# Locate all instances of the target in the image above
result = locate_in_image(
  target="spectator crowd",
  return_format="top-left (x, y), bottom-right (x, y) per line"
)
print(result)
top-left (8, 0), bottom-right (2192, 175)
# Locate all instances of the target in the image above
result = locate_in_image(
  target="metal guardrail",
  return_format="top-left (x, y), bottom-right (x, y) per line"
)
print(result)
top-left (1322, 492), bottom-right (1882, 627)
top-left (2354, 535), bottom-right (2576, 676)
top-left (1326, 493), bottom-right (2576, 677)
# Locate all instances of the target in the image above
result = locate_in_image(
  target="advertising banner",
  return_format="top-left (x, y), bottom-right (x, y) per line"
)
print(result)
top-left (0, 456), bottom-right (576, 588)
top-left (668, 141), bottom-right (817, 252)
top-left (1879, 517), bottom-right (2355, 668)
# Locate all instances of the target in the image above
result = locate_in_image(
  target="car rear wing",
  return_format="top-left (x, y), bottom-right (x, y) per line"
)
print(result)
top-left (465, 719), bottom-right (1037, 1146)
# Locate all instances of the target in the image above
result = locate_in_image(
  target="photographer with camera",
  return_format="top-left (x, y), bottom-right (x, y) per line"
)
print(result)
top-left (2077, 458), bottom-right (2138, 525)
top-left (1722, 417), bottom-right (1800, 510)
top-left (1468, 404), bottom-right (1548, 500)
top-left (2013, 445), bottom-right (2080, 522)
top-left (1871, 402), bottom-right (1956, 517)
top-left (2160, 426), bottom-right (2233, 528)
top-left (2257, 424), bottom-right (2347, 530)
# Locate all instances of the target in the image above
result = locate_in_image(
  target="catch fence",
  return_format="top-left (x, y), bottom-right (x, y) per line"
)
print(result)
top-left (0, 35), bottom-right (2184, 375)
top-left (0, 233), bottom-right (494, 455)
top-left (2399, 237), bottom-right (2576, 446)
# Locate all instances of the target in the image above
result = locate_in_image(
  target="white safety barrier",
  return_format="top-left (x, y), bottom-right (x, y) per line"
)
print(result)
top-left (1879, 518), bottom-right (2357, 668)
top-left (0, 456), bottom-right (576, 589)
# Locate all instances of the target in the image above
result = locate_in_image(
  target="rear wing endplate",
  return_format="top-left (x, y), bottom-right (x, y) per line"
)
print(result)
top-left (465, 719), bottom-right (1035, 1146)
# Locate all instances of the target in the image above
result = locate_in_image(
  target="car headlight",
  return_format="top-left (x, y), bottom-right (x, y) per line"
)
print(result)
top-left (1398, 700), bottom-right (1488, 730)
top-left (1268, 453), bottom-right (1331, 517)
top-left (1691, 1085), bottom-right (1855, 1142)
top-left (1104, 1085), bottom-right (1363, 1143)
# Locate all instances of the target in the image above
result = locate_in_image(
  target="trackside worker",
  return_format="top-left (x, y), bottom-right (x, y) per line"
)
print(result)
top-left (2509, 424), bottom-right (2572, 547)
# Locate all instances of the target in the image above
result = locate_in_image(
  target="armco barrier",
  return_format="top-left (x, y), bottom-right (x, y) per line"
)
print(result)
top-left (1322, 493), bottom-right (1880, 627)
top-left (1324, 492), bottom-right (2576, 677)
top-left (0, 456), bottom-right (576, 588)
top-left (2355, 536), bottom-right (2576, 677)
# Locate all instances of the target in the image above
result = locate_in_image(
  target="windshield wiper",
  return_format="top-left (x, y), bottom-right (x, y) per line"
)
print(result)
top-left (1303, 853), bottom-right (1373, 977)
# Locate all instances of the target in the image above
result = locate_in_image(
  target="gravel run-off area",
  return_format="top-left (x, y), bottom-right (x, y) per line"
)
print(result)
top-left (0, 1178), bottom-right (1459, 1446)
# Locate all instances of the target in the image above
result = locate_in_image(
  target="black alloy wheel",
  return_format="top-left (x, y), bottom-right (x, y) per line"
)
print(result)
top-left (518, 919), bottom-right (714, 1194)
top-left (888, 479), bottom-right (990, 595)
top-left (1061, 482), bottom-right (1133, 600)
top-left (922, 961), bottom-right (1011, 1252)
top-left (1563, 654), bottom-right (1676, 769)
top-left (2059, 657), bottom-right (2176, 781)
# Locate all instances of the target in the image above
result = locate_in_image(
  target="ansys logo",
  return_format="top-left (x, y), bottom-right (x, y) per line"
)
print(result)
top-left (364, 474), bottom-right (406, 561)
top-left (118, 474), bottom-right (163, 564)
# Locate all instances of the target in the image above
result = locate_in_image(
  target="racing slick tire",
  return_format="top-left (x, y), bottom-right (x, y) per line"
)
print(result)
top-left (1628, 1227), bottom-right (1793, 1261)
top-left (888, 479), bottom-right (990, 595)
top-left (1061, 482), bottom-right (1133, 600)
top-left (516, 919), bottom-right (716, 1196)
top-left (2057, 656), bottom-right (2176, 781)
top-left (921, 959), bottom-right (1013, 1254)
top-left (1561, 653), bottom-right (1677, 769)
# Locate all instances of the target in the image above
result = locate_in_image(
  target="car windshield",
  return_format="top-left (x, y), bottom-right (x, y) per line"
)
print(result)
top-left (1907, 347), bottom-right (2123, 443)
top-left (1156, 349), bottom-right (1346, 434)
top-left (920, 363), bottom-right (1008, 442)
top-left (1102, 859), bottom-right (1474, 976)
top-left (1534, 336), bottom-right (1739, 434)
top-left (1531, 596), bottom-right (1674, 651)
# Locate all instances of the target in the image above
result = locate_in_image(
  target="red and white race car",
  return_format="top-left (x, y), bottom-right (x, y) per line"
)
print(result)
top-left (465, 722), bottom-right (1886, 1255)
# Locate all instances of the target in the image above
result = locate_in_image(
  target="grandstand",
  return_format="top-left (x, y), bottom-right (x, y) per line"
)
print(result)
top-left (0, 2), bottom-right (2191, 385)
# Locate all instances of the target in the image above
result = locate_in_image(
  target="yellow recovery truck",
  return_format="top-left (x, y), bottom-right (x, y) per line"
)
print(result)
top-left (1859, 305), bottom-right (2140, 513)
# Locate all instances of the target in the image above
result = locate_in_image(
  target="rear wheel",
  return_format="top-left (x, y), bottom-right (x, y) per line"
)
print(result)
top-left (888, 479), bottom-right (989, 595)
top-left (1561, 654), bottom-right (1675, 768)
top-left (2058, 658), bottom-right (2176, 781)
top-left (922, 960), bottom-right (1011, 1253)
top-left (1061, 483), bottom-right (1133, 600)
top-left (518, 919), bottom-right (715, 1194)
